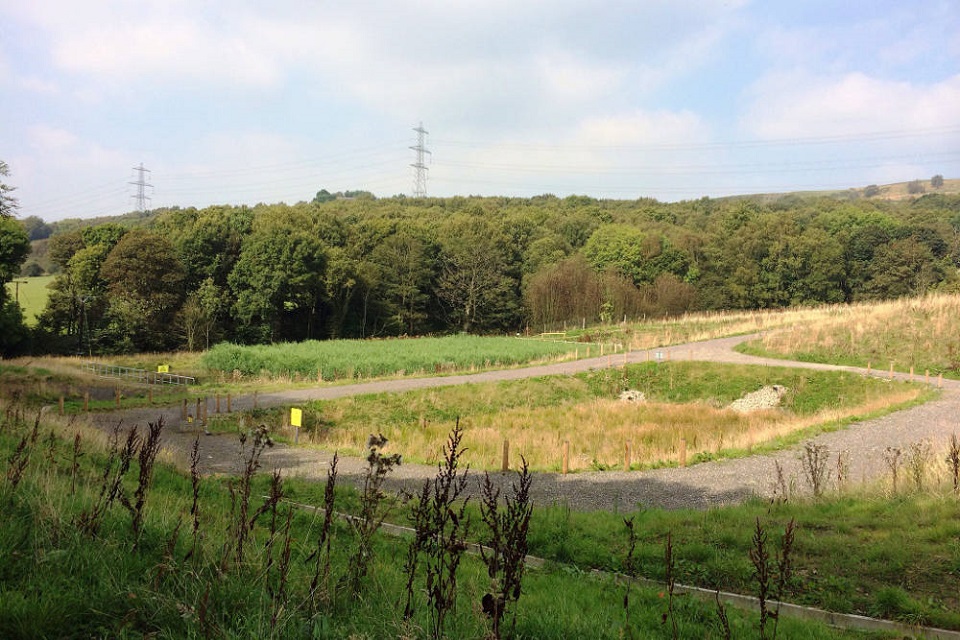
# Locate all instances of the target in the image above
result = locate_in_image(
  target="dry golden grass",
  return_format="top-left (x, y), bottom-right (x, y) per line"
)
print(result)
top-left (748, 293), bottom-right (960, 375)
top-left (305, 385), bottom-right (922, 472)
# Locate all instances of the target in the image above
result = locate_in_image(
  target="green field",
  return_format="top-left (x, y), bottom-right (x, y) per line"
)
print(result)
top-left (201, 335), bottom-right (584, 380)
top-left (4, 274), bottom-right (53, 326)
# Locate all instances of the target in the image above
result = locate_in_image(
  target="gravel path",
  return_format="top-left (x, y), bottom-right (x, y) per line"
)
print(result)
top-left (89, 335), bottom-right (960, 511)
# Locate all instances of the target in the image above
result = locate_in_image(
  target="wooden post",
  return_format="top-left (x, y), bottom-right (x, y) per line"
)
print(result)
top-left (115, 386), bottom-right (121, 409)
top-left (501, 440), bottom-right (510, 472)
top-left (925, 369), bottom-right (930, 384)
top-left (84, 392), bottom-right (89, 412)
top-left (889, 362), bottom-right (894, 380)
top-left (562, 441), bottom-right (570, 475)
top-left (666, 349), bottom-right (671, 362)
top-left (910, 366), bottom-right (914, 382)
top-left (866, 362), bottom-right (871, 376)
top-left (586, 346), bottom-right (591, 358)
top-left (227, 393), bottom-right (232, 413)
top-left (215, 393), bottom-right (221, 413)
top-left (623, 442), bottom-right (630, 471)
top-left (317, 369), bottom-right (323, 383)
top-left (623, 351), bottom-right (628, 367)
top-left (202, 399), bottom-right (208, 425)
top-left (148, 388), bottom-right (153, 404)
top-left (253, 391), bottom-right (258, 409)
top-left (600, 343), bottom-right (604, 356)
top-left (181, 398), bottom-right (188, 420)
top-left (195, 398), bottom-right (201, 423)
top-left (59, 396), bottom-right (64, 415)
top-left (938, 373), bottom-right (943, 389)
top-left (680, 438), bottom-right (687, 468)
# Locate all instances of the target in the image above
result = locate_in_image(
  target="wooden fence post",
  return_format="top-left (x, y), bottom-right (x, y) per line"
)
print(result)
top-left (202, 399), bottom-right (208, 425)
top-left (227, 393), bottom-right (232, 413)
top-left (148, 388), bottom-right (153, 404)
top-left (680, 438), bottom-right (687, 468)
top-left (181, 398), bottom-right (187, 421)
top-left (195, 398), bottom-right (201, 424)
top-left (939, 373), bottom-right (943, 389)
top-left (59, 396), bottom-right (64, 415)
top-left (253, 391), bottom-right (258, 409)
top-left (910, 366), bottom-right (914, 382)
top-left (115, 386), bottom-right (121, 409)
top-left (215, 393), bottom-right (221, 413)
top-left (562, 441), bottom-right (570, 475)
top-left (866, 362), bottom-right (871, 376)
top-left (501, 440), bottom-right (510, 472)
top-left (889, 362), bottom-right (894, 380)
top-left (84, 392), bottom-right (89, 412)
top-left (925, 369), bottom-right (930, 384)
top-left (623, 442), bottom-right (630, 471)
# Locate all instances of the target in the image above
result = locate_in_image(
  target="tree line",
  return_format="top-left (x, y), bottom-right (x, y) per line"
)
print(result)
top-left (6, 187), bottom-right (960, 355)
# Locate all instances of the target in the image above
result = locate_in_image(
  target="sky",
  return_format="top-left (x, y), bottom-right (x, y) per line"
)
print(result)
top-left (1, 0), bottom-right (959, 222)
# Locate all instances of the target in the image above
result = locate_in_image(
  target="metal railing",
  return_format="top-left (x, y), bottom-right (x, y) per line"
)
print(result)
top-left (82, 362), bottom-right (196, 386)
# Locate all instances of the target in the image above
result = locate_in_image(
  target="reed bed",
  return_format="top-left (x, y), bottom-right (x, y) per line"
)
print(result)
top-left (201, 335), bottom-right (582, 380)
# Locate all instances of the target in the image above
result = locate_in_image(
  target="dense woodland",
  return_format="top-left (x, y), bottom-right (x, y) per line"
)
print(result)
top-left (5, 187), bottom-right (960, 355)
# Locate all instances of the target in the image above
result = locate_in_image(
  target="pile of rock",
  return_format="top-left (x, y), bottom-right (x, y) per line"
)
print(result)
top-left (619, 389), bottom-right (646, 403)
top-left (729, 385), bottom-right (788, 412)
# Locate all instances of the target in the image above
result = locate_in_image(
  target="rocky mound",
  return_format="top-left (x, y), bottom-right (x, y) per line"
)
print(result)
top-left (729, 385), bottom-right (788, 412)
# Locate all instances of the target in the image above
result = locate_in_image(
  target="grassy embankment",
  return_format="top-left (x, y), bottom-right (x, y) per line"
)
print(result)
top-left (0, 410), bottom-right (890, 639)
top-left (738, 293), bottom-right (960, 379)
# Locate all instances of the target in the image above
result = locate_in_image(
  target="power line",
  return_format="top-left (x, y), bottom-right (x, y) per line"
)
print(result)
top-left (129, 163), bottom-right (153, 212)
top-left (410, 123), bottom-right (431, 197)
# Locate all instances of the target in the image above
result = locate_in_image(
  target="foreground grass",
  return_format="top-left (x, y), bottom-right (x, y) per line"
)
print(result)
top-left (0, 415), bottom-right (879, 639)
top-left (234, 362), bottom-right (926, 471)
top-left (738, 293), bottom-right (960, 379)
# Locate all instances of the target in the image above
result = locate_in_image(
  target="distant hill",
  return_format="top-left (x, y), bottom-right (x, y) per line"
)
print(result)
top-left (721, 177), bottom-right (959, 204)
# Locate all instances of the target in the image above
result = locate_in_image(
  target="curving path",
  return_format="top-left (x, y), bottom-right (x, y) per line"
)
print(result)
top-left (89, 335), bottom-right (960, 511)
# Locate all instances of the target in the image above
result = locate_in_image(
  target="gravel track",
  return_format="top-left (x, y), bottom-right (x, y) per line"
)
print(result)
top-left (89, 335), bottom-right (960, 511)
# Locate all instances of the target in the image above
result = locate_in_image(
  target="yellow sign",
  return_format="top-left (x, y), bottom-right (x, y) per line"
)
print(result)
top-left (157, 364), bottom-right (170, 373)
top-left (290, 408), bottom-right (303, 428)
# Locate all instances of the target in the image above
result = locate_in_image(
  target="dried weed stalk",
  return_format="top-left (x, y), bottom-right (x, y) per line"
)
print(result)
top-left (346, 433), bottom-right (401, 594)
top-left (800, 442), bottom-right (828, 498)
top-left (308, 452), bottom-right (339, 607)
top-left (883, 446), bottom-right (903, 494)
top-left (479, 456), bottom-right (533, 640)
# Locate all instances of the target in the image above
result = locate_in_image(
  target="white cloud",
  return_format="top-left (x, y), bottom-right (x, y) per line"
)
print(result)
top-left (575, 110), bottom-right (709, 146)
top-left (535, 50), bottom-right (626, 99)
top-left (18, 75), bottom-right (59, 95)
top-left (741, 72), bottom-right (960, 139)
top-left (27, 124), bottom-right (79, 151)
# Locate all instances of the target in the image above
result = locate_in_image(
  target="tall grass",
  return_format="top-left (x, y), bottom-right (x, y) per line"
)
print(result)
top-left (0, 409), bottom-right (873, 638)
top-left (290, 362), bottom-right (924, 471)
top-left (740, 293), bottom-right (960, 378)
top-left (201, 335), bottom-right (582, 380)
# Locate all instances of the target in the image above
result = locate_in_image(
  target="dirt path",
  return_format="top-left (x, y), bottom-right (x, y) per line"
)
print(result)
top-left (88, 335), bottom-right (960, 511)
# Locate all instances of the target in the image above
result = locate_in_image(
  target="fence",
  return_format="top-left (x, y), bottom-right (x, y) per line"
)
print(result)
top-left (82, 362), bottom-right (196, 386)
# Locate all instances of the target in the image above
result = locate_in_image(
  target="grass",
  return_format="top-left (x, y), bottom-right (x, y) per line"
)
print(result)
top-left (0, 411), bottom-right (880, 639)
top-left (518, 492), bottom-right (960, 631)
top-left (4, 275), bottom-right (54, 326)
top-left (737, 293), bottom-right (960, 379)
top-left (200, 335), bottom-right (587, 380)
top-left (221, 361), bottom-right (926, 472)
